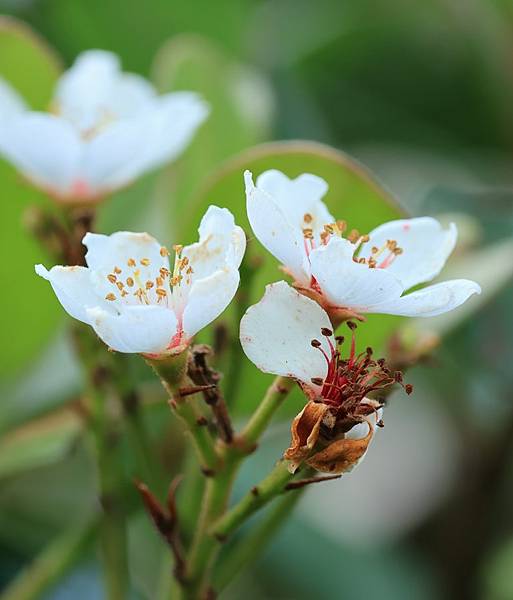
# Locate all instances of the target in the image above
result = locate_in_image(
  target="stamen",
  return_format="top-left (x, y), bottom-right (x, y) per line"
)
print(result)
top-left (126, 277), bottom-right (134, 287)
top-left (105, 293), bottom-right (116, 301)
top-left (304, 213), bottom-right (313, 224)
top-left (127, 258), bottom-right (136, 267)
top-left (140, 258), bottom-right (150, 267)
top-left (160, 246), bottom-right (170, 257)
top-left (113, 266), bottom-right (122, 274)
top-left (107, 274), bottom-right (117, 284)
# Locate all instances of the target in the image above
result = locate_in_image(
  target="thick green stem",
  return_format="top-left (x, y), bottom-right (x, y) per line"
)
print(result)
top-left (0, 519), bottom-right (97, 600)
top-left (147, 353), bottom-right (219, 475)
top-left (180, 453), bottom-right (240, 599)
top-left (214, 487), bottom-right (305, 591)
top-left (211, 460), bottom-right (294, 541)
top-left (240, 376), bottom-right (295, 448)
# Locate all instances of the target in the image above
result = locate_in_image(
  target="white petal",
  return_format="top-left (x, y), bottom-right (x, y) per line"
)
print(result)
top-left (55, 50), bottom-right (156, 131)
top-left (0, 113), bottom-right (81, 196)
top-left (309, 237), bottom-right (404, 312)
top-left (181, 267), bottom-right (240, 338)
top-left (369, 279), bottom-right (481, 317)
top-left (361, 217), bottom-right (457, 290)
top-left (35, 264), bottom-right (105, 324)
top-left (256, 169), bottom-right (334, 240)
top-left (245, 170), bottom-right (310, 284)
top-left (240, 281), bottom-right (331, 386)
top-left (84, 231), bottom-right (168, 274)
top-left (82, 92), bottom-right (208, 191)
top-left (0, 77), bottom-right (27, 118)
top-left (87, 304), bottom-right (178, 354)
top-left (136, 92), bottom-right (209, 168)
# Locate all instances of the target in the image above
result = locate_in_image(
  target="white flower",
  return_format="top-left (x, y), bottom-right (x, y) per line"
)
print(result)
top-left (0, 78), bottom-right (27, 121)
top-left (0, 50), bottom-right (208, 202)
top-left (245, 169), bottom-right (481, 318)
top-left (36, 206), bottom-right (245, 354)
top-left (240, 281), bottom-right (399, 474)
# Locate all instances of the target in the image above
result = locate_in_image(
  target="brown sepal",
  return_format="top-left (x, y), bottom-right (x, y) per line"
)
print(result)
top-left (284, 401), bottom-right (329, 473)
top-left (306, 420), bottom-right (374, 474)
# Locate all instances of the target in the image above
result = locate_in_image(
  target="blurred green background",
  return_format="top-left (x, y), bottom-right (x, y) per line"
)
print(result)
top-left (1, 1), bottom-right (513, 599)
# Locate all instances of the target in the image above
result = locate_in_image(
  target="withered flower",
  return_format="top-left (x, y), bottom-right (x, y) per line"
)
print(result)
top-left (240, 281), bottom-right (411, 474)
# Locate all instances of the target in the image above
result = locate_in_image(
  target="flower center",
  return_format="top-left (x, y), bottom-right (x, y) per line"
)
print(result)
top-left (103, 245), bottom-right (194, 308)
top-left (310, 322), bottom-right (412, 422)
top-left (302, 212), bottom-right (403, 270)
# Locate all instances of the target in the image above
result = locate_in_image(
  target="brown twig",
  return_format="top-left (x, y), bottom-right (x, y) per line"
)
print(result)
top-left (284, 474), bottom-right (341, 490)
top-left (135, 477), bottom-right (187, 583)
top-left (188, 345), bottom-right (234, 444)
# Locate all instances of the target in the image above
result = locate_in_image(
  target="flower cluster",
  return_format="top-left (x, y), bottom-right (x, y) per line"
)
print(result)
top-left (0, 50), bottom-right (208, 202)
top-left (36, 160), bottom-right (481, 475)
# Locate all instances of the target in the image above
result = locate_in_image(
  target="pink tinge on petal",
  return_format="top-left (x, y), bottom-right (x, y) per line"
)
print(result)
top-left (71, 178), bottom-right (92, 198)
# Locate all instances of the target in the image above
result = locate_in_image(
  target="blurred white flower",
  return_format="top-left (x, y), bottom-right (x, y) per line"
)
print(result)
top-left (36, 206), bottom-right (245, 355)
top-left (0, 50), bottom-right (209, 202)
top-left (244, 169), bottom-right (481, 318)
top-left (240, 281), bottom-right (406, 474)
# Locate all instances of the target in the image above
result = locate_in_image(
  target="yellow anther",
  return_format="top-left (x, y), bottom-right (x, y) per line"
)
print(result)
top-left (156, 288), bottom-right (167, 297)
top-left (347, 229), bottom-right (360, 243)
top-left (146, 280), bottom-right (154, 289)
top-left (127, 258), bottom-right (136, 267)
top-left (324, 224), bottom-right (335, 234)
top-left (304, 213), bottom-right (313, 224)
top-left (171, 275), bottom-right (182, 286)
top-left (140, 258), bottom-right (150, 267)
top-left (394, 247), bottom-right (403, 255)
top-left (336, 220), bottom-right (347, 233)
top-left (368, 258), bottom-right (377, 268)
top-left (156, 276), bottom-right (164, 287)
top-left (303, 228), bottom-right (314, 239)
top-left (107, 274), bottom-right (117, 284)
top-left (160, 267), bottom-right (170, 278)
top-left (114, 266), bottom-right (122, 274)
top-left (371, 246), bottom-right (379, 254)
top-left (121, 290), bottom-right (128, 297)
top-left (116, 282), bottom-right (124, 291)
top-left (173, 244), bottom-right (183, 254)
top-left (126, 277), bottom-right (134, 287)
top-left (186, 266), bottom-right (193, 275)
top-left (360, 234), bottom-right (370, 243)
top-left (180, 256), bottom-right (189, 268)
top-left (160, 246), bottom-right (170, 257)
top-left (105, 293), bottom-right (116, 301)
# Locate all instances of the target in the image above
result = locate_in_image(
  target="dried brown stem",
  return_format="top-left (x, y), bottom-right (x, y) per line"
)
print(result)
top-left (188, 345), bottom-right (234, 444)
top-left (135, 478), bottom-right (187, 583)
top-left (284, 473), bottom-right (341, 490)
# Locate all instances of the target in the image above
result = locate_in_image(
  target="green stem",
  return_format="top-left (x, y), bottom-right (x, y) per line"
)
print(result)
top-left (241, 376), bottom-right (295, 448)
top-left (0, 519), bottom-right (98, 600)
top-left (214, 487), bottom-right (305, 592)
top-left (147, 354), bottom-right (219, 475)
top-left (211, 460), bottom-right (294, 541)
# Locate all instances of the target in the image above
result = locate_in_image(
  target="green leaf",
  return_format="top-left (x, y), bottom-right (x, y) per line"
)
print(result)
top-left (0, 17), bottom-right (63, 379)
top-left (151, 33), bottom-right (273, 228)
top-left (186, 141), bottom-right (405, 413)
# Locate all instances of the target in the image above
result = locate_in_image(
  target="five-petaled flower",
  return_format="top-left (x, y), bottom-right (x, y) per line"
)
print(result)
top-left (36, 206), bottom-right (245, 355)
top-left (240, 281), bottom-right (411, 474)
top-left (0, 50), bottom-right (208, 203)
top-left (244, 169), bottom-right (481, 320)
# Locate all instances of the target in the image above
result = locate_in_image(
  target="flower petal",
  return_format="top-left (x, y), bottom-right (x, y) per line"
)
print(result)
top-left (86, 304), bottom-right (178, 354)
top-left (0, 113), bottom-right (81, 195)
top-left (240, 281), bottom-right (331, 386)
top-left (181, 267), bottom-right (240, 339)
top-left (245, 170), bottom-right (310, 284)
top-left (361, 217), bottom-right (457, 290)
top-left (55, 50), bottom-right (156, 131)
top-left (82, 92), bottom-right (208, 192)
top-left (0, 77), bottom-right (27, 118)
top-left (35, 264), bottom-right (105, 324)
top-left (369, 279), bottom-right (481, 317)
top-left (309, 237), bottom-right (404, 312)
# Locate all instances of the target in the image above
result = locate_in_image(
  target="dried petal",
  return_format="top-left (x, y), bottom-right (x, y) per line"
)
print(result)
top-left (284, 401), bottom-right (329, 473)
top-left (306, 420), bottom-right (373, 474)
